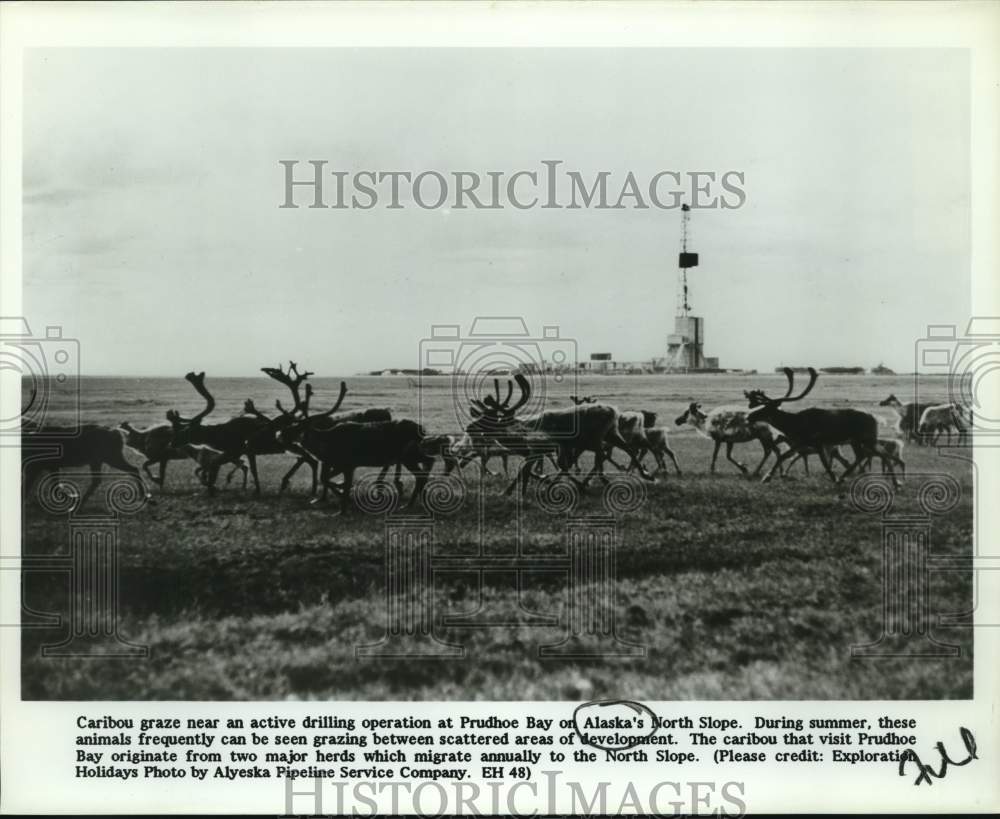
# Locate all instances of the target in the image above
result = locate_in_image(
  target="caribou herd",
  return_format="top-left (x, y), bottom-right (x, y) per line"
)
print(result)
top-left (21, 362), bottom-right (974, 513)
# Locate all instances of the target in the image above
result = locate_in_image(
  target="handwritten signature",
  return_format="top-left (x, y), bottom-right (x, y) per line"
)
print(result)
top-left (898, 727), bottom-right (977, 786)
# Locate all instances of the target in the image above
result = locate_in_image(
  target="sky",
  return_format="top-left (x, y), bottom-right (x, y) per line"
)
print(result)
top-left (23, 48), bottom-right (970, 376)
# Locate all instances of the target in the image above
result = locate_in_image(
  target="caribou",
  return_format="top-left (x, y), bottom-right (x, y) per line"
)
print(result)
top-left (599, 410), bottom-right (662, 479)
top-left (275, 411), bottom-right (434, 514)
top-left (917, 403), bottom-right (969, 446)
top-left (633, 424), bottom-right (683, 477)
top-left (449, 431), bottom-right (511, 477)
top-left (466, 374), bottom-right (646, 498)
top-left (22, 424), bottom-right (151, 509)
top-left (119, 420), bottom-right (246, 488)
top-left (745, 367), bottom-right (892, 487)
top-left (179, 443), bottom-right (249, 489)
top-left (242, 380), bottom-right (364, 495)
top-left (774, 435), bottom-right (905, 481)
top-left (879, 393), bottom-right (935, 444)
top-left (118, 421), bottom-right (193, 486)
top-left (167, 363), bottom-right (346, 495)
top-left (674, 402), bottom-right (780, 476)
top-left (167, 372), bottom-right (269, 494)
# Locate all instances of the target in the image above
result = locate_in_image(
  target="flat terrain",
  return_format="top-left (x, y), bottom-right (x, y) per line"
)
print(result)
top-left (20, 374), bottom-right (974, 700)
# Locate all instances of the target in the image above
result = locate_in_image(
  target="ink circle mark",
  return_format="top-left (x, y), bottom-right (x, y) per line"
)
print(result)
top-left (572, 699), bottom-right (660, 752)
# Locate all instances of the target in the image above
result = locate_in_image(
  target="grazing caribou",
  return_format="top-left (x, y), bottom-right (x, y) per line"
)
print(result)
top-left (632, 424), bottom-right (683, 477)
top-left (777, 436), bottom-right (905, 481)
top-left (449, 431), bottom-right (511, 477)
top-left (242, 379), bottom-right (365, 495)
top-left (745, 368), bottom-right (891, 487)
top-left (22, 424), bottom-right (151, 509)
top-left (917, 403), bottom-right (968, 446)
top-left (168, 364), bottom-right (346, 495)
top-left (118, 421), bottom-right (192, 486)
top-left (119, 420), bottom-right (246, 488)
top-left (167, 372), bottom-right (268, 494)
top-left (879, 394), bottom-right (934, 444)
top-left (178, 443), bottom-right (249, 489)
top-left (600, 410), bottom-right (660, 478)
top-left (772, 434), bottom-right (851, 477)
top-left (276, 413), bottom-right (434, 514)
top-left (674, 402), bottom-right (780, 476)
top-left (440, 432), bottom-right (512, 477)
top-left (466, 375), bottom-right (646, 498)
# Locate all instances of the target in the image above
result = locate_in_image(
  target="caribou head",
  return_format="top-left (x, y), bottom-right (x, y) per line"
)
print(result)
top-left (674, 402), bottom-right (706, 427)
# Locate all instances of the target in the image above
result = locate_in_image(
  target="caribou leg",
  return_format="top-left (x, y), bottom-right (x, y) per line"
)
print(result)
top-left (580, 449), bottom-right (608, 487)
top-left (724, 442), bottom-right (749, 475)
top-left (752, 441), bottom-right (781, 478)
top-left (813, 446), bottom-right (841, 484)
top-left (760, 447), bottom-right (802, 483)
top-left (278, 453), bottom-right (318, 495)
top-left (606, 429), bottom-right (654, 481)
top-left (710, 439), bottom-right (722, 474)
top-left (102, 450), bottom-right (151, 502)
top-left (312, 462), bottom-right (333, 504)
top-left (76, 469), bottom-right (104, 509)
top-left (663, 445), bottom-right (682, 476)
top-left (750, 441), bottom-right (774, 477)
top-left (143, 458), bottom-right (164, 486)
top-left (246, 454), bottom-right (262, 496)
top-left (234, 462), bottom-right (249, 490)
top-left (404, 456), bottom-right (434, 508)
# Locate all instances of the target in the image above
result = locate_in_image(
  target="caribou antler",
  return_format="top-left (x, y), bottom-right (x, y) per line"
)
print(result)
top-left (747, 367), bottom-right (819, 408)
top-left (510, 374), bottom-right (531, 414)
top-left (167, 371), bottom-right (215, 426)
top-left (312, 381), bottom-right (348, 418)
top-left (470, 374), bottom-right (531, 423)
top-left (261, 360), bottom-right (314, 415)
top-left (243, 398), bottom-right (269, 420)
top-left (779, 367), bottom-right (818, 404)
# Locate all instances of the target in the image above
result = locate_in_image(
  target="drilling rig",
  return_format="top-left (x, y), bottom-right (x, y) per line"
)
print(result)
top-left (665, 204), bottom-right (719, 372)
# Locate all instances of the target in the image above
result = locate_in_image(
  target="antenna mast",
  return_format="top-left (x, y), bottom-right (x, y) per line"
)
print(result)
top-left (678, 203), bottom-right (695, 316)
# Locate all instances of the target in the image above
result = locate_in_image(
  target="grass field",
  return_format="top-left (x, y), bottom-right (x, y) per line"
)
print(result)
top-left (20, 374), bottom-right (974, 700)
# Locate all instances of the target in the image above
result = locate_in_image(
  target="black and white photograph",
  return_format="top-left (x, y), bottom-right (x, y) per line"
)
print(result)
top-left (2, 2), bottom-right (999, 815)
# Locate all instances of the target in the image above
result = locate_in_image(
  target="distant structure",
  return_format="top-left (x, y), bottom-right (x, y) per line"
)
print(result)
top-left (871, 362), bottom-right (896, 375)
top-left (665, 205), bottom-right (719, 372)
top-left (773, 365), bottom-right (867, 375)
